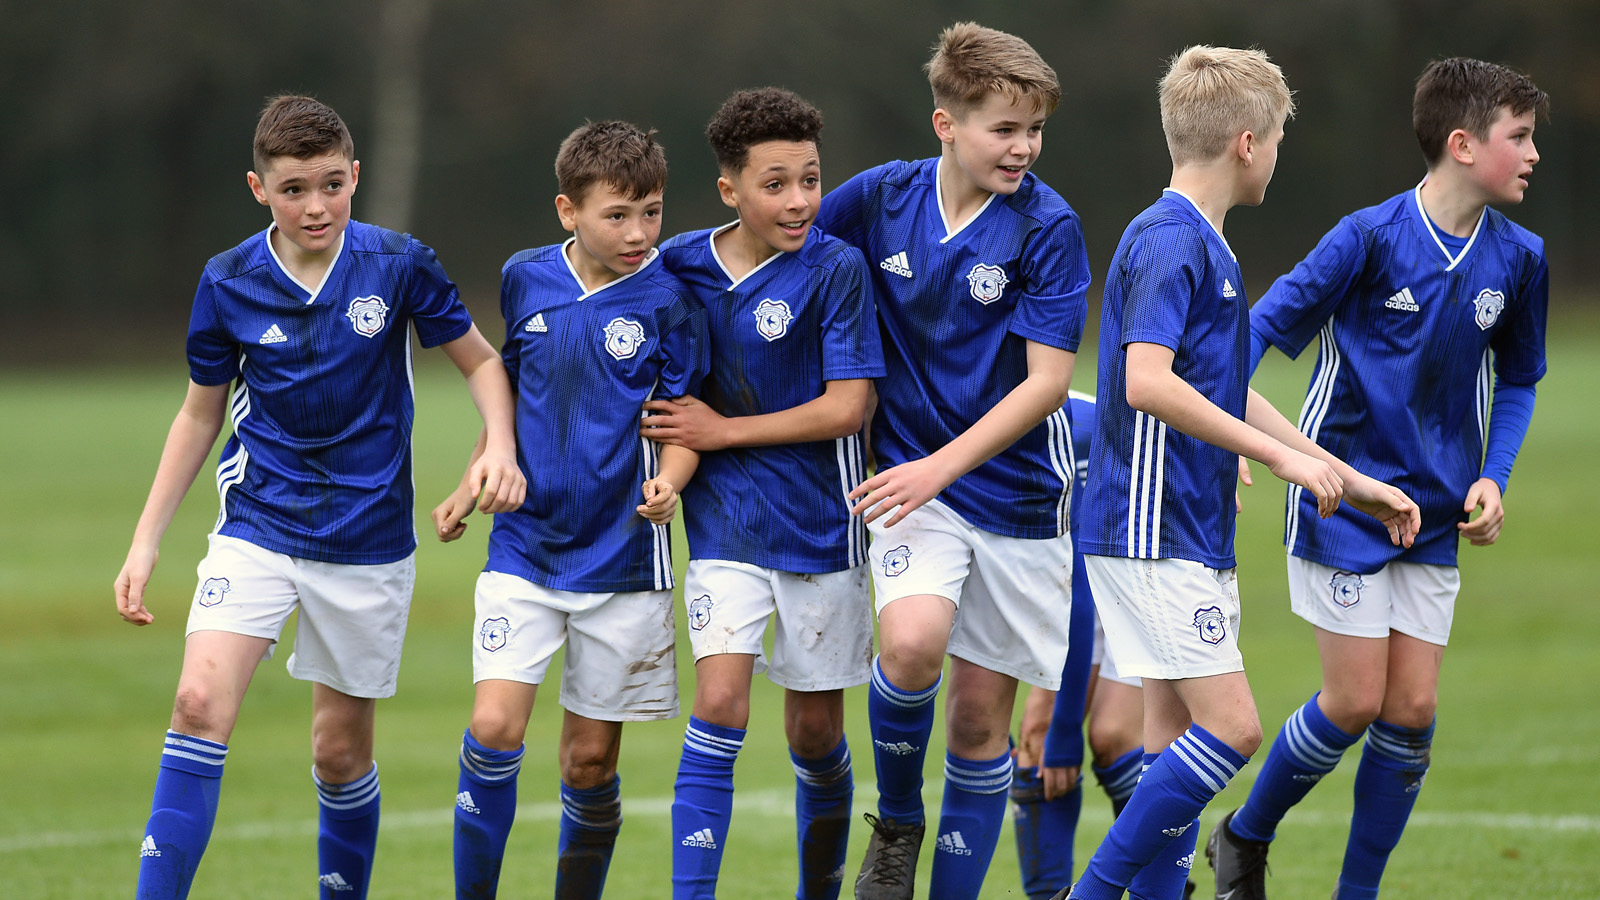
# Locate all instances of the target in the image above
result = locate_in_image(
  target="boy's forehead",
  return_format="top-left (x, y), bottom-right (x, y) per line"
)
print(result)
top-left (261, 150), bottom-right (353, 180)
top-left (961, 91), bottom-right (1050, 123)
top-left (577, 182), bottom-right (664, 207)
top-left (739, 140), bottom-right (820, 171)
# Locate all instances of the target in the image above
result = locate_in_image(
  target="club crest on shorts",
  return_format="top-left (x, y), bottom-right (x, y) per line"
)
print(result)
top-left (882, 545), bottom-right (912, 577)
top-left (966, 263), bottom-right (1009, 305)
top-left (346, 296), bottom-right (389, 337)
top-left (1193, 606), bottom-right (1227, 645)
top-left (752, 298), bottom-right (793, 342)
top-left (688, 594), bottom-right (713, 631)
top-left (602, 317), bottom-right (647, 360)
top-left (197, 577), bottom-right (231, 608)
top-left (1329, 571), bottom-right (1365, 608)
top-left (1472, 288), bottom-right (1505, 330)
top-left (479, 617), bottom-right (511, 652)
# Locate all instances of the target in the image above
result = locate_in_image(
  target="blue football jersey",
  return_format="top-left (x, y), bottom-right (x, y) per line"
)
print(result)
top-left (1077, 191), bottom-right (1251, 570)
top-left (486, 242), bottom-right (708, 592)
top-left (1066, 392), bottom-right (1095, 533)
top-left (186, 221), bottom-right (473, 565)
top-left (817, 157), bottom-right (1092, 539)
top-left (1253, 186), bottom-right (1549, 571)
top-left (659, 225), bottom-right (886, 573)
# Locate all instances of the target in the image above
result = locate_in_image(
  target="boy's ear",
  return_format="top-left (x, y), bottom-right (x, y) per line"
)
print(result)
top-left (348, 159), bottom-right (360, 193)
top-left (1445, 128), bottom-right (1475, 166)
top-left (554, 193), bottom-right (579, 232)
top-left (716, 173), bottom-right (739, 210)
top-left (247, 170), bottom-right (268, 206)
top-left (1236, 130), bottom-right (1257, 166)
top-left (931, 108), bottom-right (958, 145)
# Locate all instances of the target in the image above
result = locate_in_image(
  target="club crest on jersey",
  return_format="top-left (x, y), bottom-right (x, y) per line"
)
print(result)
top-left (688, 595), bottom-right (713, 631)
top-left (1472, 288), bottom-right (1505, 330)
top-left (966, 264), bottom-right (1009, 305)
top-left (882, 545), bottom-right (912, 577)
top-left (479, 617), bottom-right (511, 652)
top-left (1193, 606), bottom-right (1227, 645)
top-left (602, 317), bottom-right (647, 360)
top-left (1329, 572), bottom-right (1364, 608)
top-left (197, 577), bottom-right (231, 608)
top-left (345, 296), bottom-right (389, 337)
top-left (753, 298), bottom-right (793, 342)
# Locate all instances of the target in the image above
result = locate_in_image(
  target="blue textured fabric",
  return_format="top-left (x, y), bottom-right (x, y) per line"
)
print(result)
top-left (929, 748), bottom-right (1014, 900)
top-left (866, 656), bottom-right (941, 824)
top-left (671, 717), bottom-right (744, 899)
top-left (1093, 747), bottom-right (1144, 819)
top-left (1338, 719), bottom-right (1434, 899)
top-left (556, 776), bottom-right (623, 900)
top-left (1231, 693), bottom-right (1361, 843)
top-left (1011, 764), bottom-right (1082, 899)
top-left (136, 732), bottom-right (228, 900)
top-left (453, 729), bottom-right (524, 900)
top-left (792, 740), bottom-right (854, 900)
top-left (1126, 754), bottom-right (1194, 900)
top-left (316, 763), bottom-right (380, 899)
top-left (1480, 380), bottom-right (1537, 492)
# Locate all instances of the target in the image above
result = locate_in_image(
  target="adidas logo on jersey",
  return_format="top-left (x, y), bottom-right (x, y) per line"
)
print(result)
top-left (456, 791), bottom-right (480, 814)
top-left (879, 251), bottom-right (914, 278)
top-left (681, 828), bottom-right (718, 849)
top-left (873, 739), bottom-right (918, 755)
top-left (1222, 279), bottom-right (1237, 298)
top-left (1162, 823), bottom-right (1191, 837)
top-left (140, 835), bottom-right (162, 857)
top-left (525, 313), bottom-right (549, 333)
top-left (1384, 287), bottom-right (1420, 312)
top-left (320, 872), bottom-right (355, 891)
top-left (259, 324), bottom-right (288, 344)
top-left (936, 831), bottom-right (973, 856)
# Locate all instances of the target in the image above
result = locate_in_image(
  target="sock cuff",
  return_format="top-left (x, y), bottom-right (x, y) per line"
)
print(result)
top-left (315, 762), bottom-right (380, 817)
top-left (685, 716), bottom-right (745, 760)
top-left (943, 748), bottom-right (1014, 796)
top-left (1364, 719), bottom-right (1434, 767)
top-left (1278, 694), bottom-right (1362, 771)
top-left (1166, 725), bottom-right (1248, 794)
top-left (870, 655), bottom-right (941, 707)
top-left (791, 738), bottom-right (852, 786)
top-left (460, 729), bottom-right (525, 785)
top-left (1092, 747), bottom-right (1144, 800)
top-left (159, 730), bottom-right (228, 778)
top-left (561, 776), bottom-right (622, 831)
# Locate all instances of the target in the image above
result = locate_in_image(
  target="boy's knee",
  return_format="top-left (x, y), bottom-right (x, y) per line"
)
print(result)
top-left (786, 711), bottom-right (843, 759)
top-left (946, 706), bottom-right (1006, 756)
top-left (170, 683), bottom-right (230, 741)
top-left (1380, 689), bottom-right (1438, 731)
top-left (560, 744), bottom-right (616, 790)
top-left (312, 729), bottom-right (373, 783)
top-left (469, 709), bottom-right (530, 752)
top-left (693, 683), bottom-right (751, 730)
top-left (877, 638), bottom-right (945, 690)
top-left (1088, 719), bottom-right (1141, 764)
top-left (1319, 689), bottom-right (1384, 733)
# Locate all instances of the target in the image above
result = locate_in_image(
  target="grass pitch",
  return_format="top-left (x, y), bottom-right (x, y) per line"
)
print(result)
top-left (1, 311), bottom-right (1597, 898)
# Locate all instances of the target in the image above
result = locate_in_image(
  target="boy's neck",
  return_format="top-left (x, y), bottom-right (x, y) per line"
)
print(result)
top-left (1416, 170), bottom-right (1488, 238)
top-left (565, 241), bottom-right (625, 293)
top-left (269, 225), bottom-right (341, 289)
top-left (937, 152), bottom-right (993, 231)
top-left (1167, 165), bottom-right (1235, 234)
top-left (713, 221), bottom-right (781, 281)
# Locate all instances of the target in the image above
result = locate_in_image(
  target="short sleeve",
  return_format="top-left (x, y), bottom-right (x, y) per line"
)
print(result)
top-left (1491, 250), bottom-right (1548, 386)
top-left (1252, 216), bottom-right (1370, 359)
top-left (655, 299), bottom-right (709, 400)
top-left (497, 268), bottom-right (524, 388)
top-left (1118, 222), bottom-right (1204, 351)
top-left (406, 238), bottom-right (473, 348)
top-left (1008, 213), bottom-right (1092, 352)
top-left (186, 271), bottom-right (240, 386)
top-left (816, 168), bottom-right (874, 247)
top-left (818, 248), bottom-right (887, 382)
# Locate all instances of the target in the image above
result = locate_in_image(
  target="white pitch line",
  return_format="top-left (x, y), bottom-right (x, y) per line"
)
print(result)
top-left (6, 790), bottom-right (1599, 855)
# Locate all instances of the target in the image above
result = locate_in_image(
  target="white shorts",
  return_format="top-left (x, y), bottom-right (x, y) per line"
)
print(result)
top-left (471, 571), bottom-right (679, 722)
top-left (1084, 555), bottom-right (1243, 681)
top-left (186, 534), bottom-right (415, 699)
top-left (868, 498), bottom-right (1072, 689)
top-left (683, 560), bottom-right (873, 692)
top-left (1091, 610), bottom-right (1141, 687)
top-left (1287, 555), bottom-right (1459, 646)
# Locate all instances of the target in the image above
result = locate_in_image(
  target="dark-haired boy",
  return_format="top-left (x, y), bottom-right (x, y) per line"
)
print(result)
top-left (435, 120), bottom-right (707, 900)
top-left (115, 95), bottom-right (523, 900)
top-left (1208, 58), bottom-right (1549, 900)
top-left (816, 22), bottom-right (1092, 900)
top-left (641, 86), bottom-right (883, 900)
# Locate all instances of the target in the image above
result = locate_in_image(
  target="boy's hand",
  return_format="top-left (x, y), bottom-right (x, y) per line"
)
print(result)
top-left (637, 477), bottom-right (679, 524)
top-left (1458, 477), bottom-right (1504, 546)
top-left (1269, 449), bottom-right (1343, 518)
top-left (640, 396), bottom-right (729, 451)
top-left (1344, 472), bottom-right (1423, 548)
top-left (468, 451), bottom-right (526, 515)
top-left (849, 456), bottom-right (957, 527)
top-left (432, 486), bottom-right (477, 542)
top-left (1236, 455), bottom-right (1253, 513)
top-left (1041, 765), bottom-right (1081, 802)
top-left (114, 545), bottom-right (159, 626)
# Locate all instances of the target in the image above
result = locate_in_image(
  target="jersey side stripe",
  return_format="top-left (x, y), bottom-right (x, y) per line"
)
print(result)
top-left (1475, 350), bottom-right (1491, 445)
top-left (1288, 320), bottom-right (1342, 548)
top-left (215, 366), bottom-right (253, 532)
top-left (1150, 418), bottom-right (1167, 559)
top-left (835, 434), bottom-right (866, 568)
top-left (1127, 410), bottom-right (1146, 556)
top-left (1045, 407), bottom-right (1073, 535)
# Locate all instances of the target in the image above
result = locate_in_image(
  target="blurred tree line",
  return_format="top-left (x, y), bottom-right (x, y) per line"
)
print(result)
top-left (2, 0), bottom-right (1594, 366)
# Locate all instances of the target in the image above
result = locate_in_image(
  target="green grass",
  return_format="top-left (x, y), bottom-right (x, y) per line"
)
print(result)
top-left (3, 312), bottom-right (1598, 898)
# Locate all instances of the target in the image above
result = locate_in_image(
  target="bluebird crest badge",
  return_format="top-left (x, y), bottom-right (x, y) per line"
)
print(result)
top-left (1193, 606), bottom-right (1227, 645)
top-left (346, 296), bottom-right (390, 337)
top-left (883, 545), bottom-right (912, 577)
top-left (1472, 288), bottom-right (1505, 330)
top-left (753, 298), bottom-right (793, 342)
top-left (966, 263), bottom-right (1009, 305)
top-left (198, 577), bottom-right (231, 608)
top-left (688, 595), bottom-right (713, 631)
top-left (1330, 572), bottom-right (1364, 608)
top-left (603, 317), bottom-right (647, 360)
top-left (480, 617), bottom-right (511, 652)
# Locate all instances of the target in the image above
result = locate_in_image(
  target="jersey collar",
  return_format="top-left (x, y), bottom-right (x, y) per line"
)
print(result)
top-left (560, 238), bottom-right (659, 300)
top-left (1163, 188), bottom-right (1236, 261)
top-left (708, 220), bottom-right (789, 289)
top-left (264, 223), bottom-right (347, 304)
top-left (1411, 179), bottom-right (1484, 272)
top-left (933, 157), bottom-right (999, 244)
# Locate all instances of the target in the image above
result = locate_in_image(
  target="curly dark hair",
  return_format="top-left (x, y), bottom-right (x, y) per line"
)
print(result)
top-left (706, 87), bottom-right (823, 173)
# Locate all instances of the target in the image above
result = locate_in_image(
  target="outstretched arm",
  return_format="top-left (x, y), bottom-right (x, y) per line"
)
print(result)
top-left (639, 378), bottom-right (871, 451)
top-left (115, 380), bottom-right (230, 625)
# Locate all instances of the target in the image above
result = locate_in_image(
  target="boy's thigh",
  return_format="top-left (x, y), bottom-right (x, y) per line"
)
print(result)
top-left (185, 534), bottom-right (302, 659)
top-left (1085, 555), bottom-right (1243, 681)
top-left (767, 564), bottom-right (873, 692)
top-left (867, 499), bottom-right (973, 613)
top-left (562, 587), bottom-right (680, 722)
top-left (288, 551), bottom-right (416, 699)
top-left (1287, 556), bottom-right (1458, 646)
top-left (946, 524), bottom-right (1074, 689)
top-left (683, 559), bottom-right (780, 661)
top-left (471, 571), bottom-right (584, 688)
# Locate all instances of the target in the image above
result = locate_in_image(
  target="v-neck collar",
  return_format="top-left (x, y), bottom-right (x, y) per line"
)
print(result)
top-left (1411, 180), bottom-right (1484, 272)
top-left (933, 158), bottom-right (999, 244)
top-left (1163, 188), bottom-right (1236, 262)
top-left (561, 238), bottom-right (659, 300)
top-left (265, 223), bottom-right (346, 304)
top-left (708, 220), bottom-right (788, 289)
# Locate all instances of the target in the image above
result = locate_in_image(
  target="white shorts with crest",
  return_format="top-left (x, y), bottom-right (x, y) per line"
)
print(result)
top-left (1286, 555), bottom-right (1458, 646)
top-left (1091, 609), bottom-right (1141, 687)
top-left (1085, 555), bottom-right (1243, 681)
top-left (185, 534), bottom-right (416, 699)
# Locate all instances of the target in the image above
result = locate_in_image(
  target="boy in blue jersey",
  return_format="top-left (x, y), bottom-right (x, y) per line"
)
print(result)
top-left (114, 96), bottom-right (524, 900)
top-left (816, 22), bottom-right (1093, 900)
top-left (1207, 59), bottom-right (1549, 900)
top-left (432, 120), bottom-right (707, 900)
top-left (1065, 47), bottom-right (1421, 900)
top-left (640, 86), bottom-right (884, 900)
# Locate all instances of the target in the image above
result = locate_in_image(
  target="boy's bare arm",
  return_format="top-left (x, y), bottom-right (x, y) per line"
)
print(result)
top-left (440, 326), bottom-right (525, 515)
top-left (432, 426), bottom-right (489, 543)
top-left (639, 379), bottom-right (871, 451)
top-left (638, 443), bottom-right (700, 525)
top-left (115, 380), bottom-right (231, 625)
top-left (850, 339), bottom-right (1073, 528)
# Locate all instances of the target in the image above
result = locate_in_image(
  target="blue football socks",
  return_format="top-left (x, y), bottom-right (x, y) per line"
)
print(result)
top-left (453, 728), bottom-right (524, 900)
top-left (556, 775), bottom-right (624, 900)
top-left (1125, 755), bottom-right (1193, 900)
top-left (136, 731), bottom-right (228, 900)
top-left (792, 739), bottom-right (854, 900)
top-left (1092, 747), bottom-right (1145, 819)
top-left (315, 762), bottom-right (381, 899)
top-left (1012, 764), bottom-right (1083, 899)
top-left (1073, 725), bottom-right (1249, 900)
top-left (1231, 693), bottom-right (1361, 843)
top-left (928, 748), bottom-right (1013, 900)
top-left (867, 655), bottom-right (941, 825)
top-left (1337, 719), bottom-right (1434, 900)
top-left (670, 716), bottom-right (744, 899)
